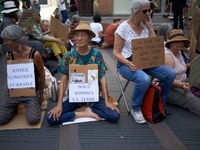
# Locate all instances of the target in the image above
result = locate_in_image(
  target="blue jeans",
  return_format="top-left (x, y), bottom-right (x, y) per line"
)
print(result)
top-left (117, 62), bottom-right (176, 111)
top-left (46, 98), bottom-right (120, 125)
top-left (61, 9), bottom-right (68, 24)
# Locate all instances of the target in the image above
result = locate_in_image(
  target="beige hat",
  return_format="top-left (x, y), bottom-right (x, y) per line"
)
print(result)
top-left (165, 29), bottom-right (190, 48)
top-left (1, 1), bottom-right (19, 14)
top-left (70, 21), bottom-right (95, 38)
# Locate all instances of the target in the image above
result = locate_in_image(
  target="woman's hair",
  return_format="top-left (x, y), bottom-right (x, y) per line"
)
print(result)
top-left (1, 25), bottom-right (27, 45)
top-left (72, 14), bottom-right (80, 23)
top-left (93, 14), bottom-right (101, 23)
top-left (3, 11), bottom-right (18, 21)
top-left (55, 14), bottom-right (61, 20)
top-left (131, 0), bottom-right (150, 16)
top-left (113, 18), bottom-right (122, 23)
top-left (157, 23), bottom-right (172, 42)
top-left (40, 19), bottom-right (49, 26)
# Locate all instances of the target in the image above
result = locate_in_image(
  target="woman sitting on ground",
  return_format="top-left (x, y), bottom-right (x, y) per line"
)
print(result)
top-left (90, 14), bottom-right (105, 46)
top-left (29, 13), bottom-right (67, 62)
top-left (104, 18), bottom-right (122, 48)
top-left (46, 22), bottom-right (120, 125)
top-left (165, 29), bottom-right (200, 115)
top-left (0, 25), bottom-right (45, 125)
top-left (113, 0), bottom-right (176, 124)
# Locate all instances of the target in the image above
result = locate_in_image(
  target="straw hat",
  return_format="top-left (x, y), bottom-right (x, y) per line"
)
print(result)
top-left (165, 29), bottom-right (190, 48)
top-left (70, 22), bottom-right (95, 38)
top-left (1, 1), bottom-right (19, 14)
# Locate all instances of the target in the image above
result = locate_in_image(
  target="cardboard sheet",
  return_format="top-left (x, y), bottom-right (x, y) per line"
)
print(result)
top-left (189, 31), bottom-right (197, 62)
top-left (131, 36), bottom-right (165, 70)
top-left (50, 15), bottom-right (69, 46)
top-left (188, 55), bottom-right (200, 86)
top-left (188, 7), bottom-right (200, 51)
top-left (0, 111), bottom-right (45, 130)
top-left (7, 59), bottom-right (36, 97)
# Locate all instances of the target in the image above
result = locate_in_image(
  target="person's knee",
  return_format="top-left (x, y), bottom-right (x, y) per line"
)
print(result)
top-left (138, 74), bottom-right (151, 86)
top-left (107, 111), bottom-right (120, 122)
top-left (166, 68), bottom-right (176, 81)
top-left (27, 116), bottom-right (41, 125)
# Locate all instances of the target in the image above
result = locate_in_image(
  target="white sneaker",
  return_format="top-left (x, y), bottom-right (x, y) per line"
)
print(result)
top-left (131, 109), bottom-right (146, 124)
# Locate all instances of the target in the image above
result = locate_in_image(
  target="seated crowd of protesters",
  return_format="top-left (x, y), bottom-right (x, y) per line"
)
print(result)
top-left (0, 0), bottom-right (200, 127)
top-left (28, 13), bottom-right (67, 63)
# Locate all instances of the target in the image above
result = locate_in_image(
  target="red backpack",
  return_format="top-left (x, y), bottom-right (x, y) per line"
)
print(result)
top-left (141, 83), bottom-right (165, 123)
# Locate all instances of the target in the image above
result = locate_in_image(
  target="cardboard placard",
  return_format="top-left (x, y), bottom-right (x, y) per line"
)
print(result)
top-left (189, 31), bottom-right (197, 62)
top-left (69, 64), bottom-right (99, 103)
top-left (18, 10), bottom-right (39, 28)
top-left (50, 15), bottom-right (69, 46)
top-left (188, 55), bottom-right (200, 86)
top-left (131, 36), bottom-right (165, 70)
top-left (7, 59), bottom-right (36, 97)
top-left (101, 23), bottom-right (110, 34)
top-left (188, 7), bottom-right (200, 51)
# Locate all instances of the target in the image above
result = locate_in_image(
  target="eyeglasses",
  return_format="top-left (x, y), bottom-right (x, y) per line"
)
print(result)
top-left (139, 8), bottom-right (152, 14)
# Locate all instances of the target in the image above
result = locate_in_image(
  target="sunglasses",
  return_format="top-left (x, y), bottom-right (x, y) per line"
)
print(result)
top-left (140, 9), bottom-right (152, 14)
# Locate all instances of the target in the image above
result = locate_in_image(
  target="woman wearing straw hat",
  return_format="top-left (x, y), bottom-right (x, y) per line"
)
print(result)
top-left (165, 29), bottom-right (200, 115)
top-left (46, 22), bottom-right (120, 125)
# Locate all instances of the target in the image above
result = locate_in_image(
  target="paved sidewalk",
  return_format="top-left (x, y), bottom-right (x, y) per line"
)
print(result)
top-left (0, 15), bottom-right (199, 150)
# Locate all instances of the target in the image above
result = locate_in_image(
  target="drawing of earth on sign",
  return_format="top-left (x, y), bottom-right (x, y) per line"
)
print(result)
top-left (88, 70), bottom-right (98, 85)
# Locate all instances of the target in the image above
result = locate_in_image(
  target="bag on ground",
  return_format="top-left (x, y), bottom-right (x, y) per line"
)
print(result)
top-left (141, 83), bottom-right (165, 123)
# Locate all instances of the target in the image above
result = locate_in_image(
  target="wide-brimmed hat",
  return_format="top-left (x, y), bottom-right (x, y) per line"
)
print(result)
top-left (165, 29), bottom-right (190, 48)
top-left (70, 21), bottom-right (95, 38)
top-left (1, 1), bottom-right (19, 14)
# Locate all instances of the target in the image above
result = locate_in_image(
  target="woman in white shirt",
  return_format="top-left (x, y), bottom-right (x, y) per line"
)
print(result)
top-left (90, 14), bottom-right (105, 46)
top-left (113, 0), bottom-right (176, 124)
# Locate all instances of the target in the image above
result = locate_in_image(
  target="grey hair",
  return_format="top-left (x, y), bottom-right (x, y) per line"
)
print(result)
top-left (157, 23), bottom-right (172, 42)
top-left (40, 19), bottom-right (49, 26)
top-left (131, 0), bottom-right (150, 17)
top-left (72, 14), bottom-right (80, 23)
top-left (1, 25), bottom-right (27, 45)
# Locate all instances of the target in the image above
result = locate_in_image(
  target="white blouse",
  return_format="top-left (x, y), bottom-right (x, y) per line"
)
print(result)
top-left (115, 21), bottom-right (149, 58)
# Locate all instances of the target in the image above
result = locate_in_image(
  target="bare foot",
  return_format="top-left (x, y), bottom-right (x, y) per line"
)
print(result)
top-left (74, 104), bottom-right (87, 112)
top-left (75, 106), bottom-right (102, 121)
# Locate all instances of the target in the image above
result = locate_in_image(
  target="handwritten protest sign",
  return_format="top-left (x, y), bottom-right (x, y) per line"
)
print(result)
top-left (188, 55), bottom-right (200, 87)
top-left (69, 64), bottom-right (99, 103)
top-left (131, 36), bottom-right (165, 70)
top-left (18, 10), bottom-right (39, 28)
top-left (189, 31), bottom-right (197, 62)
top-left (7, 59), bottom-right (36, 97)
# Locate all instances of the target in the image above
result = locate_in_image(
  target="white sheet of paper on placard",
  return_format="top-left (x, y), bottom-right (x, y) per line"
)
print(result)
top-left (7, 63), bottom-right (35, 89)
top-left (69, 69), bottom-right (98, 103)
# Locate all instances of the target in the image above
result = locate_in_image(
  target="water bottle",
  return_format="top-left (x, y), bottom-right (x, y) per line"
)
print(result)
top-left (51, 81), bottom-right (57, 102)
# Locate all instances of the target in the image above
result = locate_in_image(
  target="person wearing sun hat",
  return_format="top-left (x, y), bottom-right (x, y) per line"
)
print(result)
top-left (0, 0), bottom-right (19, 54)
top-left (46, 22), bottom-right (120, 125)
top-left (165, 29), bottom-right (200, 115)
